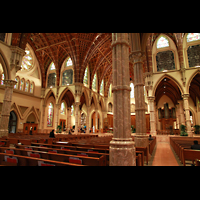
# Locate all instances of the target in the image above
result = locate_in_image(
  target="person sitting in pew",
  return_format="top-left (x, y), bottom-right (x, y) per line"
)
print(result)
top-left (191, 140), bottom-right (200, 150)
top-left (49, 130), bottom-right (55, 138)
top-left (148, 134), bottom-right (154, 140)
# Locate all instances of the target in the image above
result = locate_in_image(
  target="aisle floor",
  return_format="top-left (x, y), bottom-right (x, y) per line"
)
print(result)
top-left (151, 142), bottom-right (179, 166)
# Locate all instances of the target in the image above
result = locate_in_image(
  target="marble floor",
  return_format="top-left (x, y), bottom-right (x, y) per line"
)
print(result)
top-left (151, 142), bottom-right (179, 166)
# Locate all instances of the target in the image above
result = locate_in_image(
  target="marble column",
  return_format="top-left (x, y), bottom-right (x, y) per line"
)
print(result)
top-left (67, 107), bottom-right (71, 131)
top-left (0, 80), bottom-right (16, 137)
top-left (74, 102), bottom-right (80, 134)
top-left (109, 33), bottom-right (135, 166)
top-left (129, 50), bottom-right (148, 148)
top-left (182, 94), bottom-right (192, 136)
top-left (148, 96), bottom-right (156, 136)
top-left (178, 100), bottom-right (185, 126)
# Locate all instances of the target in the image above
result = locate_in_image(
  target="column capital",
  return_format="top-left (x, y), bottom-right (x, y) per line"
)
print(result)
top-left (182, 94), bottom-right (190, 99)
top-left (129, 50), bottom-right (145, 64)
top-left (75, 102), bottom-right (81, 107)
top-left (10, 46), bottom-right (26, 73)
top-left (4, 79), bottom-right (17, 88)
top-left (147, 96), bottom-right (155, 101)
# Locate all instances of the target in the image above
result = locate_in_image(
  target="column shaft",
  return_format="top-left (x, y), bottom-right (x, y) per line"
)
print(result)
top-left (109, 33), bottom-right (135, 166)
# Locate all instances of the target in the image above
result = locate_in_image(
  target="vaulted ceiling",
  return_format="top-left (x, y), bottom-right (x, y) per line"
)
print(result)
top-left (11, 33), bottom-right (183, 97)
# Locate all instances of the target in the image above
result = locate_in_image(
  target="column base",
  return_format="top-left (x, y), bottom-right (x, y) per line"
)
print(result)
top-left (0, 129), bottom-right (8, 137)
top-left (109, 138), bottom-right (136, 166)
top-left (134, 134), bottom-right (149, 147)
top-left (150, 131), bottom-right (157, 136)
top-left (187, 131), bottom-right (193, 137)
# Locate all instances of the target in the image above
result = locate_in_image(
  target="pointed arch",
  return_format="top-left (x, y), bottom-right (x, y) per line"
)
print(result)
top-left (82, 89), bottom-right (90, 107)
top-left (57, 87), bottom-right (75, 106)
top-left (44, 89), bottom-right (56, 106)
top-left (26, 110), bottom-right (39, 123)
top-left (186, 69), bottom-right (200, 93)
top-left (153, 74), bottom-right (184, 97)
top-left (0, 47), bottom-right (10, 80)
top-left (91, 93), bottom-right (98, 109)
top-left (99, 97), bottom-right (105, 111)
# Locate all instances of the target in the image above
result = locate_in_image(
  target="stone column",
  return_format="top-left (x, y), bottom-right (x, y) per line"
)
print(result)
top-left (129, 47), bottom-right (148, 148)
top-left (67, 107), bottom-right (71, 131)
top-left (178, 100), bottom-right (185, 125)
top-left (182, 94), bottom-right (192, 136)
top-left (109, 33), bottom-right (135, 166)
top-left (74, 102), bottom-right (80, 134)
top-left (175, 104), bottom-right (179, 129)
top-left (95, 109), bottom-right (98, 132)
top-left (148, 96), bottom-right (156, 136)
top-left (0, 80), bottom-right (16, 137)
top-left (79, 110), bottom-right (82, 129)
top-left (0, 46), bottom-right (25, 137)
top-left (41, 104), bottom-right (46, 133)
top-left (86, 106), bottom-right (90, 134)
top-left (55, 103), bottom-right (60, 131)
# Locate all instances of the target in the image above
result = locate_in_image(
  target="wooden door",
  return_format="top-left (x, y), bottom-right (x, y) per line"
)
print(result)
top-left (60, 119), bottom-right (66, 131)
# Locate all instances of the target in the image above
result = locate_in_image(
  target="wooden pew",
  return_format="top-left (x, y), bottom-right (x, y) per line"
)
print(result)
top-left (136, 154), bottom-right (141, 166)
top-left (0, 147), bottom-right (106, 166)
top-left (0, 140), bottom-right (10, 147)
top-left (136, 147), bottom-right (148, 165)
top-left (182, 148), bottom-right (200, 166)
top-left (0, 153), bottom-right (85, 166)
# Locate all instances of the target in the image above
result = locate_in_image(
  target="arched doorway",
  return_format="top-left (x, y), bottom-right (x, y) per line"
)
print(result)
top-left (155, 77), bottom-right (182, 133)
top-left (8, 111), bottom-right (17, 133)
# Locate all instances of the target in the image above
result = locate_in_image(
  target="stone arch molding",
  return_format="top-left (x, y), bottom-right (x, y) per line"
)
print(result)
top-left (186, 69), bottom-right (200, 94)
top-left (152, 74), bottom-right (184, 97)
top-left (10, 103), bottom-right (39, 122)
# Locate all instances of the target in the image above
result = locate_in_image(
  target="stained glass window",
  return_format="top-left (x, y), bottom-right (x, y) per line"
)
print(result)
top-left (14, 77), bottom-right (19, 89)
top-left (25, 81), bottom-right (29, 92)
top-left (66, 58), bottom-right (73, 67)
top-left (108, 84), bottom-right (112, 97)
top-left (30, 83), bottom-right (34, 93)
top-left (1, 74), bottom-right (4, 85)
top-left (47, 103), bottom-right (53, 127)
top-left (92, 73), bottom-right (97, 91)
top-left (47, 73), bottom-right (56, 87)
top-left (156, 50), bottom-right (175, 71)
top-left (83, 67), bottom-right (88, 85)
top-left (157, 36), bottom-right (169, 48)
top-left (61, 102), bottom-right (66, 115)
top-left (20, 79), bottom-right (24, 90)
top-left (71, 105), bottom-right (74, 116)
top-left (187, 44), bottom-right (200, 67)
top-left (187, 33), bottom-right (200, 42)
top-left (50, 62), bottom-right (55, 70)
top-left (130, 83), bottom-right (134, 98)
top-left (62, 69), bottom-right (73, 85)
top-left (100, 80), bottom-right (104, 95)
top-left (21, 46), bottom-right (33, 71)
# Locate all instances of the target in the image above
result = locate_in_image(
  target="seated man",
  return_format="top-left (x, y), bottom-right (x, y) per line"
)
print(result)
top-left (191, 140), bottom-right (200, 150)
top-left (148, 134), bottom-right (154, 140)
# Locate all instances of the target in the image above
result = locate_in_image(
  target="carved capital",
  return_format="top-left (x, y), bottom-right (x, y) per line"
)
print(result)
top-left (4, 79), bottom-right (17, 88)
top-left (147, 96), bottom-right (155, 102)
top-left (182, 94), bottom-right (190, 100)
top-left (10, 46), bottom-right (25, 73)
top-left (129, 50), bottom-right (145, 64)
